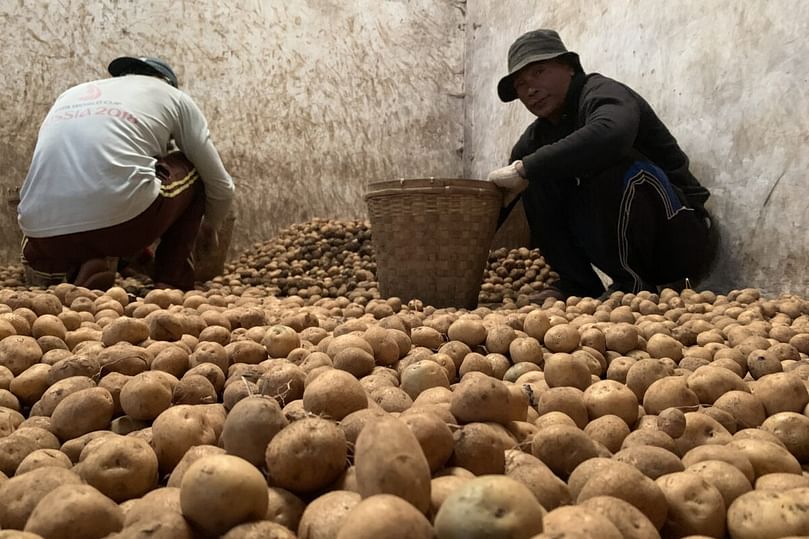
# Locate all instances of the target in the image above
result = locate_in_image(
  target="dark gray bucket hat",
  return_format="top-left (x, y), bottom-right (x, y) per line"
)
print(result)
top-left (108, 56), bottom-right (179, 88)
top-left (497, 29), bottom-right (582, 102)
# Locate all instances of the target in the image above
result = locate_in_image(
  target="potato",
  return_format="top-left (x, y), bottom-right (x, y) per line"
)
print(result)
top-left (712, 390), bottom-right (766, 429)
top-left (576, 459), bottom-right (668, 530)
top-left (449, 374), bottom-right (511, 424)
top-left (727, 489), bottom-right (809, 539)
top-left (451, 422), bottom-right (508, 475)
top-left (354, 415), bottom-right (431, 513)
top-left (613, 445), bottom-right (684, 479)
top-left (0, 335), bottom-right (42, 376)
top-left (166, 444), bottom-right (226, 487)
top-left (9, 364), bottom-right (51, 406)
top-left (625, 358), bottom-right (675, 400)
top-left (655, 471), bottom-right (726, 538)
top-left (400, 360), bottom-right (450, 399)
top-left (0, 466), bottom-right (82, 530)
top-left (101, 317), bottom-right (150, 346)
top-left (152, 405), bottom-right (220, 473)
top-left (434, 475), bottom-right (545, 538)
top-left (180, 454), bottom-right (268, 537)
top-left (583, 380), bottom-right (638, 426)
top-left (761, 412), bottom-right (809, 462)
top-left (727, 438), bottom-right (802, 478)
top-left (542, 505), bottom-right (622, 538)
top-left (336, 494), bottom-right (434, 539)
top-left (673, 411), bottom-right (732, 455)
top-left (531, 424), bottom-right (600, 479)
top-left (755, 472), bottom-right (809, 491)
top-left (508, 336), bottom-right (544, 365)
top-left (73, 435), bottom-right (158, 503)
top-left (604, 323), bottom-right (640, 354)
top-left (110, 512), bottom-right (195, 539)
top-left (751, 372), bottom-right (809, 415)
top-left (24, 484), bottom-right (124, 539)
top-left (221, 520), bottom-right (297, 539)
top-left (122, 487), bottom-right (182, 526)
top-left (302, 368), bottom-right (367, 420)
top-left (264, 486), bottom-right (305, 531)
top-left (579, 495), bottom-right (661, 539)
top-left (332, 346), bottom-right (375, 378)
top-left (222, 396), bottom-right (288, 467)
top-left (543, 323), bottom-right (580, 353)
top-left (16, 447), bottom-right (73, 474)
top-left (266, 417), bottom-right (346, 494)
top-left (410, 326), bottom-right (444, 350)
top-left (117, 372), bottom-right (172, 421)
top-left (643, 376), bottom-right (699, 415)
top-left (537, 387), bottom-right (588, 428)
top-left (400, 411), bottom-right (454, 473)
top-left (543, 352), bottom-right (591, 390)
top-left (49, 386), bottom-right (114, 442)
top-left (504, 449), bottom-right (572, 511)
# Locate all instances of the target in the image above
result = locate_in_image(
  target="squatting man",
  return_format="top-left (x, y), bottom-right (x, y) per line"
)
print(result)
top-left (488, 29), bottom-right (715, 303)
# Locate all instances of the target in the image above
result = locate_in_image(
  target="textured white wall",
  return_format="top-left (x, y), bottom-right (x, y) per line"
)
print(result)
top-left (465, 0), bottom-right (809, 295)
top-left (0, 0), bottom-right (465, 264)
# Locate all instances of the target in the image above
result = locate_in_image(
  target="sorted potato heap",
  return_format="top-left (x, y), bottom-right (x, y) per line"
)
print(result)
top-left (0, 281), bottom-right (808, 538)
top-left (0, 264), bottom-right (25, 289)
top-left (207, 219), bottom-right (558, 307)
top-left (479, 246), bottom-right (558, 305)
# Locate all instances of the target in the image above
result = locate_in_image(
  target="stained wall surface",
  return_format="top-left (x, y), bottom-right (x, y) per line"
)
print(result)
top-left (465, 1), bottom-right (809, 295)
top-left (0, 0), bottom-right (465, 264)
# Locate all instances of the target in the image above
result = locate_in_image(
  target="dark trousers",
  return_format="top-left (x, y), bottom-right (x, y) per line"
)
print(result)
top-left (23, 152), bottom-right (205, 290)
top-left (520, 158), bottom-right (712, 297)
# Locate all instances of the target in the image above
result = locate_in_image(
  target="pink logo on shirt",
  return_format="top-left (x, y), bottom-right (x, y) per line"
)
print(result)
top-left (78, 84), bottom-right (102, 101)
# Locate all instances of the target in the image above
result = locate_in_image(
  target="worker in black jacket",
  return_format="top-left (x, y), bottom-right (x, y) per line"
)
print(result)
top-left (488, 29), bottom-right (716, 302)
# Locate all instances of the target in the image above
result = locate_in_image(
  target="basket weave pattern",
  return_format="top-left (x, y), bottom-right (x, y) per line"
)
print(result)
top-left (365, 178), bottom-right (502, 309)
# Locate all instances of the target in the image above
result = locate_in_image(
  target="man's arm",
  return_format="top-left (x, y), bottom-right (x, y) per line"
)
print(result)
top-left (172, 94), bottom-right (235, 228)
top-left (521, 78), bottom-right (641, 180)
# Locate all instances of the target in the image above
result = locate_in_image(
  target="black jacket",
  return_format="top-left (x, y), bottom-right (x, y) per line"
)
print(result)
top-left (509, 72), bottom-right (710, 211)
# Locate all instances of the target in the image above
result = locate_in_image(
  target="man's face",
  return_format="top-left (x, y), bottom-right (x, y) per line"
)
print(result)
top-left (513, 59), bottom-right (574, 121)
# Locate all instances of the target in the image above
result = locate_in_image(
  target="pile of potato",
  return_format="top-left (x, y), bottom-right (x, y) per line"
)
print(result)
top-left (0, 265), bottom-right (25, 289)
top-left (206, 219), bottom-right (558, 307)
top-left (0, 279), bottom-right (808, 538)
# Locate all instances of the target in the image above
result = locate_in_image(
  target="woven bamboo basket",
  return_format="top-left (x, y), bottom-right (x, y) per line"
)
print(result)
top-left (365, 178), bottom-right (503, 309)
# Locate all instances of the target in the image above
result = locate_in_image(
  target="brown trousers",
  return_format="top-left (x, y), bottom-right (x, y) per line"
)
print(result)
top-left (22, 152), bottom-right (205, 290)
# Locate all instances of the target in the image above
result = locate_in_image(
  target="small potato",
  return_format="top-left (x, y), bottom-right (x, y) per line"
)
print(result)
top-left (643, 376), bottom-right (699, 415)
top-left (543, 323), bottom-right (580, 353)
top-left (120, 372), bottom-right (174, 421)
top-left (674, 411), bottom-right (733, 455)
top-left (434, 475), bottom-right (545, 539)
top-left (451, 422), bottom-right (508, 476)
top-left (336, 494), bottom-right (434, 539)
top-left (122, 487), bottom-right (182, 526)
top-left (265, 486), bottom-right (305, 532)
top-left (583, 380), bottom-right (638, 426)
top-left (24, 483), bottom-right (124, 539)
top-left (180, 454), bottom-right (269, 537)
top-left (152, 405), bottom-right (220, 474)
top-left (712, 390), bottom-right (766, 429)
top-left (0, 335), bottom-right (42, 376)
top-left (430, 475), bottom-right (471, 518)
top-left (101, 317), bottom-right (150, 346)
top-left (400, 360), bottom-right (450, 399)
top-left (583, 415), bottom-right (630, 453)
top-left (9, 363), bottom-right (51, 406)
top-left (332, 346), bottom-right (375, 378)
top-left (544, 352), bottom-right (591, 390)
top-left (537, 387), bottom-right (588, 428)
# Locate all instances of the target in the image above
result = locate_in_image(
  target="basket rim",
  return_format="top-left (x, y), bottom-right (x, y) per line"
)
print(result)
top-left (365, 177), bottom-right (501, 201)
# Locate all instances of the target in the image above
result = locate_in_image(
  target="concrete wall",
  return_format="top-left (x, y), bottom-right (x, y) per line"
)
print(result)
top-left (0, 0), bottom-right (465, 264)
top-left (465, 0), bottom-right (809, 296)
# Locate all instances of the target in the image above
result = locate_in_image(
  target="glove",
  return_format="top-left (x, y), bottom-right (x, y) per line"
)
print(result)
top-left (487, 161), bottom-right (529, 207)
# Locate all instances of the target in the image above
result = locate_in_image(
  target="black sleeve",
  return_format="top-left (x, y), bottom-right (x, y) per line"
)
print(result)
top-left (521, 78), bottom-right (640, 180)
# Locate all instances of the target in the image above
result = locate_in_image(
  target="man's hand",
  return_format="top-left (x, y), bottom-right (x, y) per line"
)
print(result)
top-left (488, 160), bottom-right (529, 207)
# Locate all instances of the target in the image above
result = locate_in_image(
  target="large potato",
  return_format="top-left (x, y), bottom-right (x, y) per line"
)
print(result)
top-left (449, 374), bottom-right (511, 424)
top-left (221, 396), bottom-right (288, 467)
top-left (24, 484), bottom-right (124, 539)
top-left (579, 495), bottom-right (661, 539)
top-left (434, 475), bottom-right (545, 538)
top-left (266, 417), bottom-right (346, 494)
top-left (504, 449), bottom-right (572, 511)
top-left (297, 490), bottom-right (361, 539)
top-left (50, 387), bottom-right (114, 441)
top-left (74, 435), bottom-right (158, 502)
top-left (152, 405), bottom-right (220, 473)
top-left (354, 415), bottom-right (431, 513)
top-left (727, 489), bottom-right (809, 539)
top-left (655, 471), bottom-right (726, 538)
top-left (302, 368), bottom-right (367, 420)
top-left (542, 505), bottom-right (622, 538)
top-left (531, 424), bottom-right (600, 479)
top-left (335, 494), bottom-right (433, 539)
top-left (0, 466), bottom-right (82, 530)
top-left (180, 454), bottom-right (268, 537)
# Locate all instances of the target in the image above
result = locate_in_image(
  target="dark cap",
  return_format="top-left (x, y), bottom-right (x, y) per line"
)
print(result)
top-left (497, 29), bottom-right (582, 102)
top-left (108, 56), bottom-right (178, 88)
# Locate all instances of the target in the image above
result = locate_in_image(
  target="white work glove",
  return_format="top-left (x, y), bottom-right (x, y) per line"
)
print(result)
top-left (487, 160), bottom-right (529, 207)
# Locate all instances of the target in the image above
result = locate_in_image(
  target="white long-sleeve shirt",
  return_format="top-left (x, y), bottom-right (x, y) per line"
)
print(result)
top-left (18, 74), bottom-right (235, 237)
